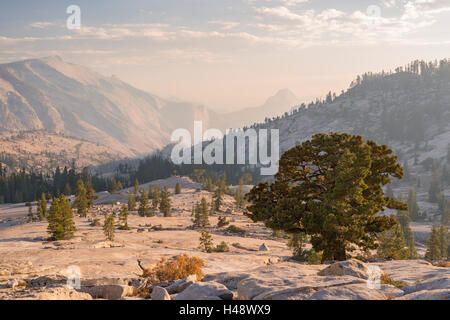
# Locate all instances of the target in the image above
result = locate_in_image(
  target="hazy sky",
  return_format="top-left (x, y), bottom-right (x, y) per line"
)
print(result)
top-left (1, 0), bottom-right (450, 111)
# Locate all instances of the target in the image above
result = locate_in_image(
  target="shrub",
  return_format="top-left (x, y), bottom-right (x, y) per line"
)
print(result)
top-left (226, 225), bottom-right (246, 236)
top-left (199, 231), bottom-right (214, 253)
top-left (175, 183), bottom-right (181, 194)
top-left (103, 213), bottom-right (115, 241)
top-left (213, 241), bottom-right (230, 252)
top-left (90, 218), bottom-right (101, 227)
top-left (307, 250), bottom-right (323, 265)
top-left (232, 242), bottom-right (244, 249)
top-left (381, 273), bottom-right (407, 288)
top-left (217, 216), bottom-right (229, 228)
top-left (436, 261), bottom-right (450, 268)
top-left (147, 254), bottom-right (205, 282)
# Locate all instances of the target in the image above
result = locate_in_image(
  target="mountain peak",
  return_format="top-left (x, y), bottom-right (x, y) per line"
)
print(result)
top-left (263, 88), bottom-right (299, 110)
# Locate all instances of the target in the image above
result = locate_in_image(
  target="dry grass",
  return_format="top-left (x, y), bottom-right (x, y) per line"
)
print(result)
top-left (436, 261), bottom-right (450, 268)
top-left (144, 254), bottom-right (205, 282)
top-left (381, 273), bottom-right (407, 288)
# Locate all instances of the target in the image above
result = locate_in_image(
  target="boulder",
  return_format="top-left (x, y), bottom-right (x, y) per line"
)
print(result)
top-left (308, 284), bottom-right (387, 300)
top-left (166, 274), bottom-right (197, 294)
top-left (402, 276), bottom-right (450, 295)
top-left (6, 279), bottom-right (18, 289)
top-left (259, 243), bottom-right (269, 251)
top-left (26, 275), bottom-right (66, 288)
top-left (151, 286), bottom-right (171, 300)
top-left (318, 259), bottom-right (369, 279)
top-left (202, 272), bottom-right (250, 290)
top-left (34, 287), bottom-right (93, 300)
top-left (398, 289), bottom-right (450, 300)
top-left (83, 284), bottom-right (134, 299)
top-left (174, 282), bottom-right (234, 300)
top-left (92, 241), bottom-right (124, 249)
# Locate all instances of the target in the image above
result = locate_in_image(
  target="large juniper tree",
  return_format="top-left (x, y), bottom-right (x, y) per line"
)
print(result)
top-left (246, 133), bottom-right (406, 262)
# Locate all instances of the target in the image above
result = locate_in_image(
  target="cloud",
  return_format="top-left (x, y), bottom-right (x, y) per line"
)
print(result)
top-left (29, 21), bottom-right (58, 29)
top-left (208, 20), bottom-right (241, 30)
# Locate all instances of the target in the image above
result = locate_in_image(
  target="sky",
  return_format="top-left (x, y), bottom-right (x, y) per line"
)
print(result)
top-left (1, 0), bottom-right (450, 111)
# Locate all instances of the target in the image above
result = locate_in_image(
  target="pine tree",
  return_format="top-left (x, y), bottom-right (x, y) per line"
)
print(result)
top-left (442, 203), bottom-right (450, 226)
top-left (160, 186), bottom-right (172, 217)
top-left (47, 197), bottom-right (64, 240)
top-left (38, 192), bottom-right (47, 220)
top-left (47, 195), bottom-right (76, 241)
top-left (199, 197), bottom-right (209, 227)
top-left (152, 186), bottom-right (161, 209)
top-left (60, 194), bottom-right (76, 238)
top-left (103, 213), bottom-right (115, 241)
top-left (403, 160), bottom-right (410, 181)
top-left (407, 190), bottom-right (420, 221)
top-left (148, 185), bottom-right (153, 199)
top-left (198, 231), bottom-right (213, 253)
top-left (138, 189), bottom-right (153, 217)
top-left (128, 193), bottom-right (136, 211)
top-left (438, 225), bottom-right (448, 260)
top-left (217, 216), bottom-right (229, 228)
top-left (109, 178), bottom-right (118, 194)
top-left (205, 177), bottom-right (214, 192)
top-left (27, 204), bottom-right (33, 222)
top-left (396, 202), bottom-right (417, 258)
top-left (212, 187), bottom-right (223, 212)
top-left (193, 202), bottom-right (201, 227)
top-left (134, 179), bottom-right (140, 194)
top-left (193, 198), bottom-right (209, 228)
top-left (86, 186), bottom-right (97, 208)
top-left (117, 181), bottom-right (123, 191)
top-left (74, 180), bottom-right (88, 217)
top-left (425, 226), bottom-right (441, 261)
top-left (64, 183), bottom-right (72, 196)
top-left (377, 223), bottom-right (411, 260)
top-left (235, 177), bottom-right (245, 207)
top-left (288, 233), bottom-right (307, 259)
top-left (175, 182), bottom-right (181, 195)
top-left (428, 169), bottom-right (440, 203)
top-left (119, 205), bottom-right (129, 230)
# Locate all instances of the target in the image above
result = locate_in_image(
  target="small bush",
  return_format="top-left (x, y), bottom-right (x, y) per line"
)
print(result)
top-left (147, 254), bottom-right (205, 282)
top-left (213, 241), bottom-right (230, 252)
top-left (217, 216), bottom-right (230, 228)
top-left (90, 218), bottom-right (101, 227)
top-left (227, 225), bottom-right (246, 236)
top-left (232, 242), bottom-right (244, 249)
top-left (436, 261), bottom-right (450, 268)
top-left (307, 250), bottom-right (323, 265)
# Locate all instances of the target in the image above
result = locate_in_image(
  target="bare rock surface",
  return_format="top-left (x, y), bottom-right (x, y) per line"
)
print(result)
top-left (0, 177), bottom-right (448, 300)
top-left (173, 282), bottom-right (234, 300)
top-left (34, 287), bottom-right (93, 300)
top-left (318, 259), bottom-right (369, 279)
top-left (398, 289), bottom-right (450, 300)
top-left (151, 286), bottom-right (171, 300)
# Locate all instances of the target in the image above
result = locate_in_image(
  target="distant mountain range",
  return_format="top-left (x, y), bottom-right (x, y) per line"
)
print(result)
top-left (0, 56), bottom-right (299, 162)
